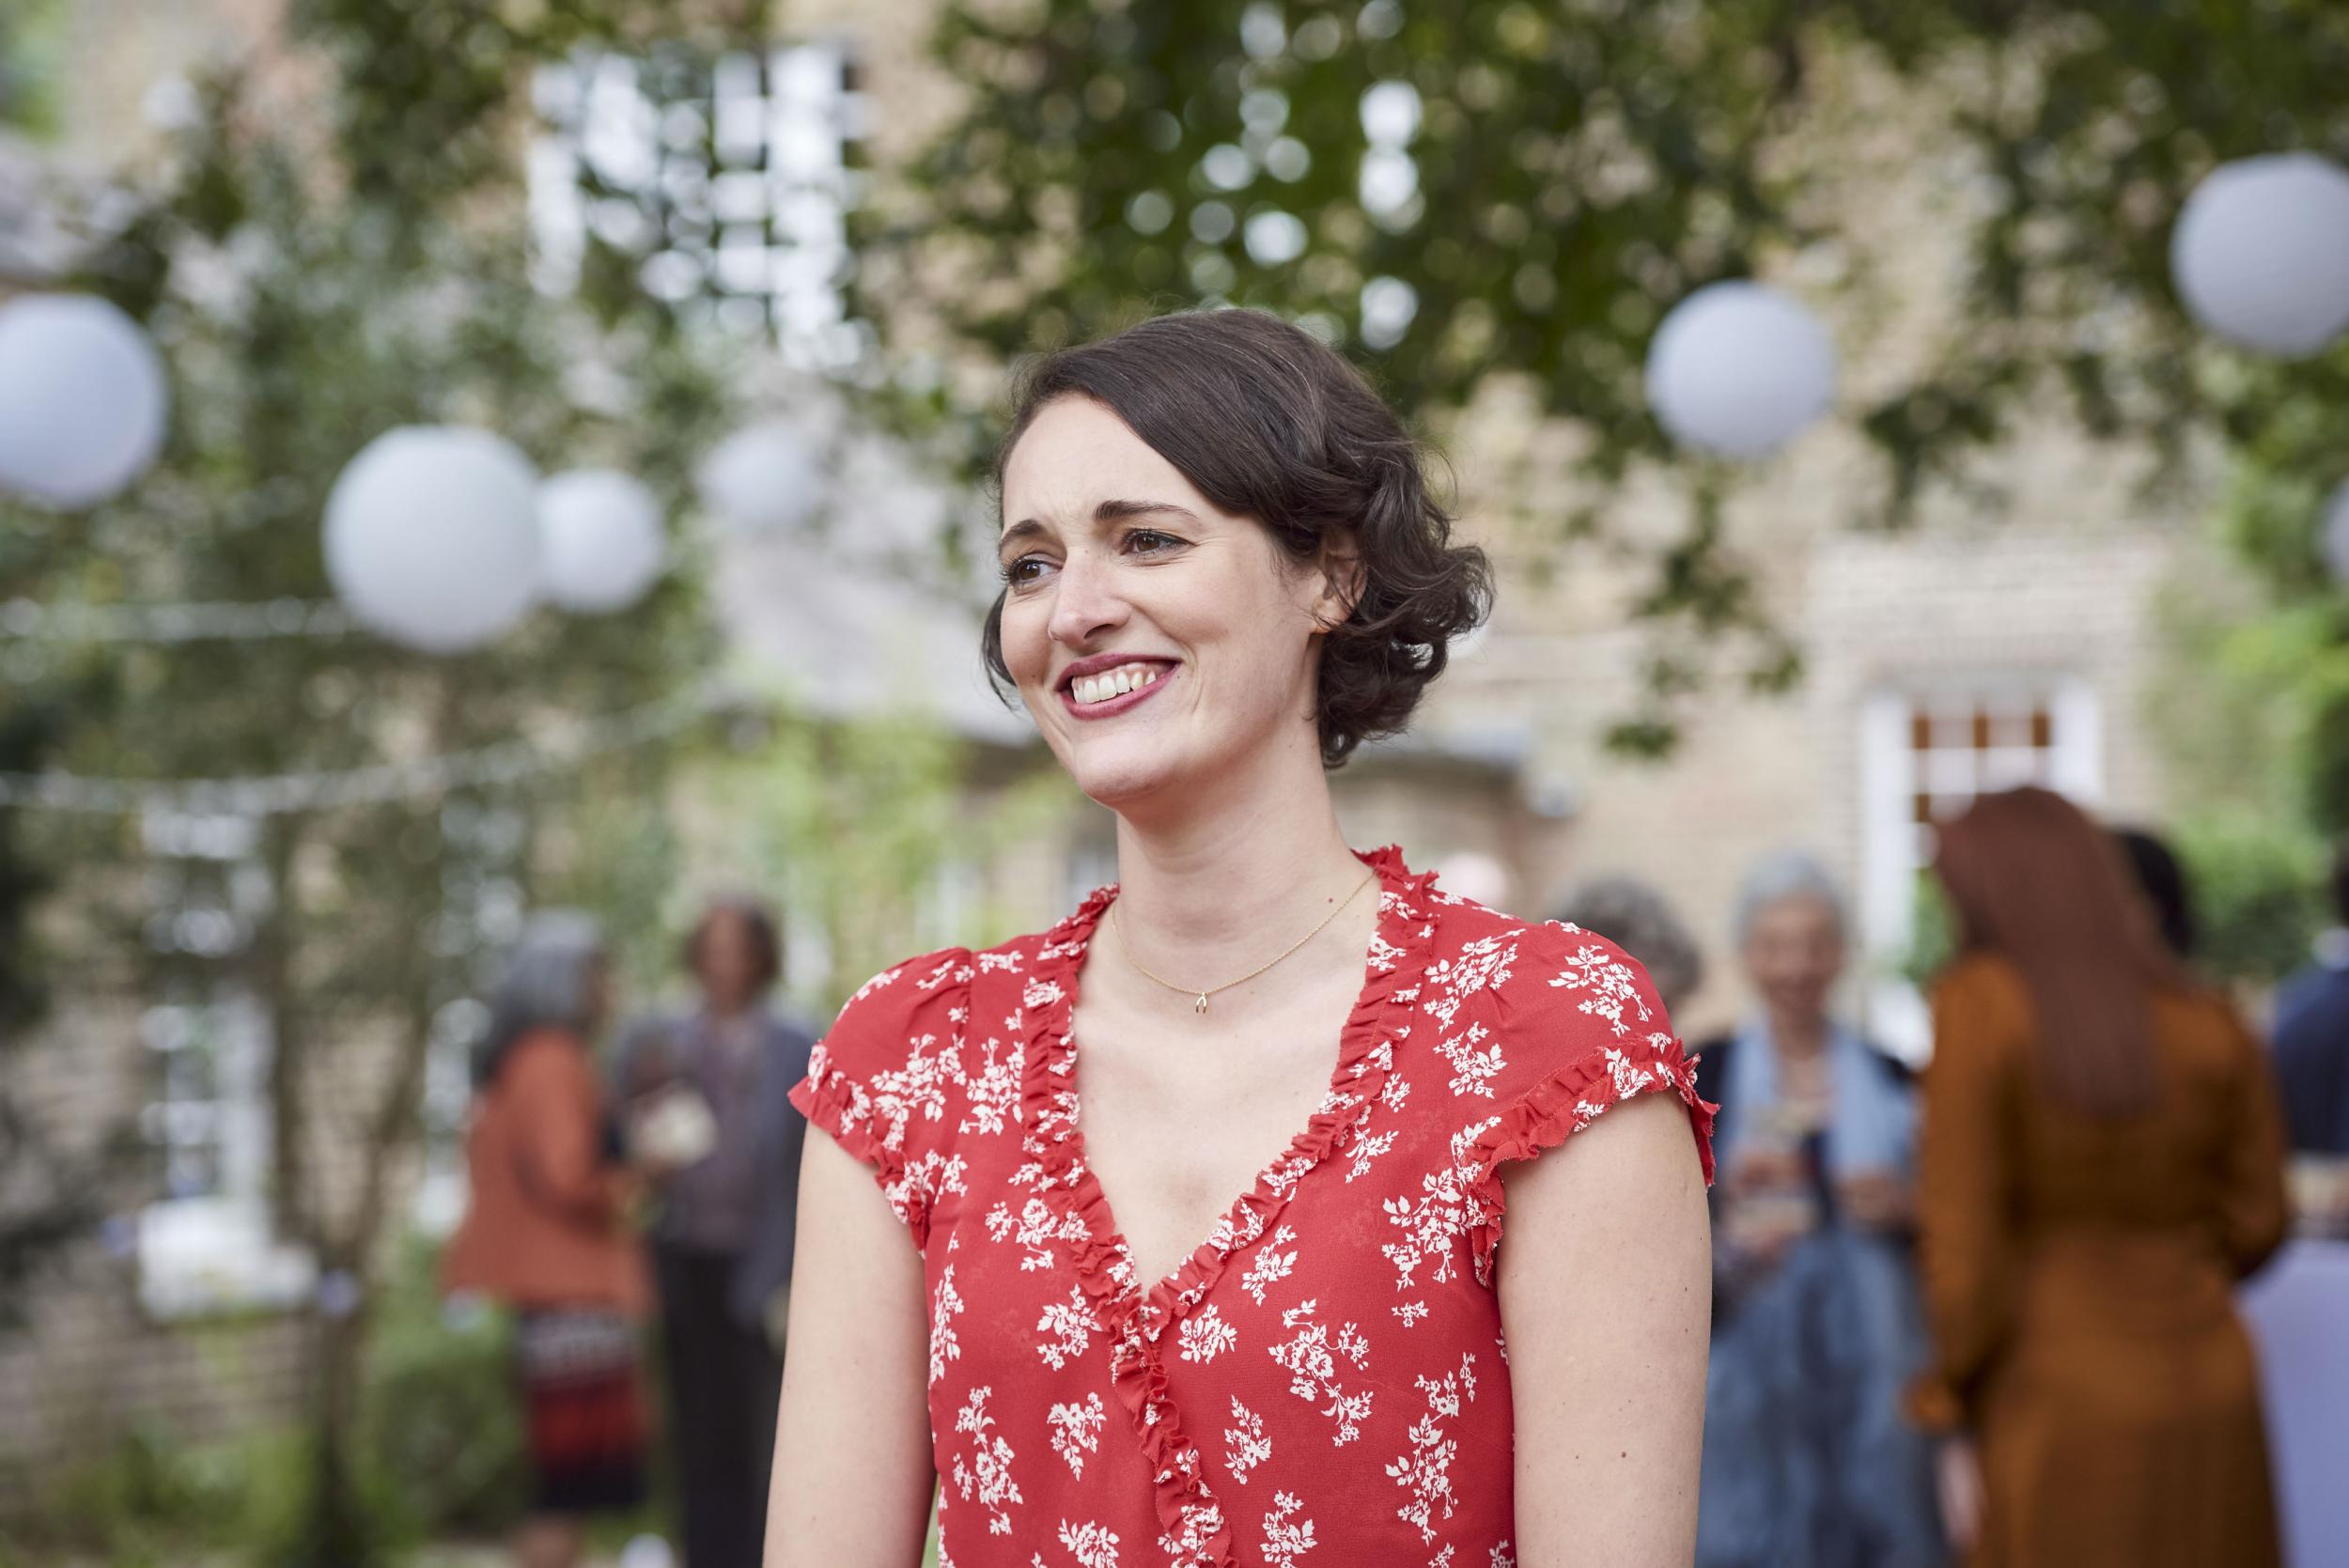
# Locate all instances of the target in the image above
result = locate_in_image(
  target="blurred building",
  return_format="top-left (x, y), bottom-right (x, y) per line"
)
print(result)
top-left (0, 0), bottom-right (2212, 1503)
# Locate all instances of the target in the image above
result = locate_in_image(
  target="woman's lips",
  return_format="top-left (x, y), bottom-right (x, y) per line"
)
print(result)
top-left (1058, 664), bottom-right (1177, 721)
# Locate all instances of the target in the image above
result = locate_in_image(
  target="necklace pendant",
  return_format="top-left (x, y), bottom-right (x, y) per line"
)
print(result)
top-left (1193, 992), bottom-right (1209, 1015)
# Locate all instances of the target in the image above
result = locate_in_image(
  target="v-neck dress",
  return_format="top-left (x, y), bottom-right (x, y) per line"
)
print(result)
top-left (788, 845), bottom-right (1715, 1568)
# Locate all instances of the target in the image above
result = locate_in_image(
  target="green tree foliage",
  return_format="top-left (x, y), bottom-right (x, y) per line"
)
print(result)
top-left (720, 707), bottom-right (1079, 1013)
top-left (1, 10), bottom-right (749, 1557)
top-left (880, 0), bottom-right (2349, 755)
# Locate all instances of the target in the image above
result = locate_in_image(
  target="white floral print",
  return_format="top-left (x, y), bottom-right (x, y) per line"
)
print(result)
top-left (988, 1196), bottom-right (1084, 1272)
top-left (952, 1386), bottom-right (1023, 1535)
top-left (1223, 1397), bottom-right (1271, 1484)
top-left (1036, 1518), bottom-right (1119, 1568)
top-left (1238, 1226), bottom-right (1299, 1305)
top-left (1261, 1491), bottom-right (1317, 1567)
top-left (1436, 1021), bottom-right (1505, 1099)
top-left (1269, 1299), bottom-right (1376, 1446)
top-left (787, 849), bottom-right (1712, 1568)
top-left (1386, 1370), bottom-right (1466, 1544)
top-left (1177, 1304), bottom-right (1237, 1364)
top-left (1047, 1393), bottom-right (1106, 1479)
top-left (931, 1265), bottom-right (965, 1386)
top-left (1035, 1284), bottom-right (1094, 1371)
top-left (960, 1035), bottom-right (1022, 1136)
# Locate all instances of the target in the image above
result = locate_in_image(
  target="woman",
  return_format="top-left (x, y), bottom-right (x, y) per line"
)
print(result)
top-left (1912, 787), bottom-right (2288, 1567)
top-left (1691, 853), bottom-right (1944, 1568)
top-left (770, 310), bottom-right (1715, 1567)
top-left (443, 911), bottom-right (649, 1568)
top-left (616, 897), bottom-right (817, 1568)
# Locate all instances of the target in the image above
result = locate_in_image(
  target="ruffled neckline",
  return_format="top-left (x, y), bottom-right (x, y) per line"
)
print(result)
top-left (1014, 844), bottom-right (1440, 1562)
top-left (1021, 843), bottom-right (1435, 1319)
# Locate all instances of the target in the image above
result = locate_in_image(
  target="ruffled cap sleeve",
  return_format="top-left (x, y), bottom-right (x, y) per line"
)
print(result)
top-left (1461, 920), bottom-right (1717, 1284)
top-left (787, 945), bottom-right (973, 1247)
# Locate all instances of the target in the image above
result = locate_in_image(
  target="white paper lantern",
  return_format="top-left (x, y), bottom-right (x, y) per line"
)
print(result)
top-left (323, 427), bottom-right (540, 653)
top-left (695, 418), bottom-right (821, 534)
top-left (537, 469), bottom-right (666, 613)
top-left (2172, 153), bottom-right (2349, 357)
top-left (1644, 282), bottom-right (1838, 460)
top-left (2323, 480), bottom-right (2349, 586)
top-left (0, 293), bottom-right (170, 510)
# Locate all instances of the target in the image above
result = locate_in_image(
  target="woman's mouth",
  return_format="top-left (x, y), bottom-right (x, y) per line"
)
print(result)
top-left (1057, 660), bottom-right (1178, 720)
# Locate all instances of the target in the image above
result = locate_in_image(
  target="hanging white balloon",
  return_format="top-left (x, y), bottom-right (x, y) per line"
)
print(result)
top-left (695, 418), bottom-right (821, 534)
top-left (537, 469), bottom-right (667, 613)
top-left (0, 293), bottom-right (171, 510)
top-left (2171, 153), bottom-right (2349, 357)
top-left (322, 427), bottom-right (541, 654)
top-left (1644, 281), bottom-right (1838, 460)
top-left (2323, 479), bottom-right (2349, 586)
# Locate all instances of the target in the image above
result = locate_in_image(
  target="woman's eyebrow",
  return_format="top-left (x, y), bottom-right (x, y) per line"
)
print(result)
top-left (997, 500), bottom-right (1203, 559)
top-left (1092, 498), bottom-right (1201, 524)
top-left (997, 517), bottom-right (1051, 560)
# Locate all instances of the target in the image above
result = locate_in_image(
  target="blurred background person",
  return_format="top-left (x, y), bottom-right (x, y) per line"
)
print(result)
top-left (616, 896), bottom-right (816, 1568)
top-left (443, 912), bottom-right (649, 1568)
top-left (2117, 825), bottom-right (2349, 1234)
top-left (2271, 842), bottom-right (2349, 1160)
top-left (1691, 850), bottom-right (1945, 1568)
top-left (1913, 787), bottom-right (2287, 1568)
top-left (1549, 874), bottom-right (1707, 1016)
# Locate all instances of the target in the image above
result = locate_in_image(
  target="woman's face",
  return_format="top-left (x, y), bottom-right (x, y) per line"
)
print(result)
top-left (1741, 893), bottom-right (1844, 1026)
top-left (996, 396), bottom-right (1346, 809)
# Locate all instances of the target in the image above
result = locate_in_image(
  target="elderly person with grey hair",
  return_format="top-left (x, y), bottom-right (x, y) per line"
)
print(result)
top-left (1689, 852), bottom-right (1946, 1568)
top-left (444, 912), bottom-right (649, 1568)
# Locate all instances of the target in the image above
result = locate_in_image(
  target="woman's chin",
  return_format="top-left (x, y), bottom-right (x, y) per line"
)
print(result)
top-left (1063, 738), bottom-right (1197, 814)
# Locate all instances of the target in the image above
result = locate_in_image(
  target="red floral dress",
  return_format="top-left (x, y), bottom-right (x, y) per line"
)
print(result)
top-left (789, 846), bottom-right (1714, 1568)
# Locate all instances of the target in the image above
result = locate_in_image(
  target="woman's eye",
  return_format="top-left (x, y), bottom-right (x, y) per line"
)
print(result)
top-left (1003, 554), bottom-right (1052, 586)
top-left (1127, 529), bottom-right (1182, 554)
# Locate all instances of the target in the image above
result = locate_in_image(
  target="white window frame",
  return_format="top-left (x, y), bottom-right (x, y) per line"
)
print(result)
top-left (134, 812), bottom-right (315, 1319)
top-left (527, 39), bottom-right (868, 371)
top-left (1856, 676), bottom-right (2102, 1063)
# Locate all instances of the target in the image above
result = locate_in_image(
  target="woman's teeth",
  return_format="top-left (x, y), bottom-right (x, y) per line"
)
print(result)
top-left (1072, 663), bottom-right (1165, 706)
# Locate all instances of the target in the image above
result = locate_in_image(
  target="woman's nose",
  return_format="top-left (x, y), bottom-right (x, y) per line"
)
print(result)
top-left (1046, 553), bottom-right (1129, 647)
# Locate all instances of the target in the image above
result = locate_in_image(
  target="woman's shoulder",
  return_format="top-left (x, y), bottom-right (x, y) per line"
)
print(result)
top-left (1435, 893), bottom-right (1677, 1040)
top-left (1925, 951), bottom-right (2038, 1074)
top-left (1414, 892), bottom-right (1695, 1103)
top-left (820, 942), bottom-right (979, 1048)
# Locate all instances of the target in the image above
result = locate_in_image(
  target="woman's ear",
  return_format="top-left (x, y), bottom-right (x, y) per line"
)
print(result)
top-left (1313, 531), bottom-right (1366, 632)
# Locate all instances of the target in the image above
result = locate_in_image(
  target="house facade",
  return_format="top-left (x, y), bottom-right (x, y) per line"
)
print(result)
top-left (0, 0), bottom-right (2215, 1500)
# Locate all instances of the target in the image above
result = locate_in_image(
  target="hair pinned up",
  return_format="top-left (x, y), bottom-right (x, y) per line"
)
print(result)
top-left (983, 309), bottom-right (1492, 768)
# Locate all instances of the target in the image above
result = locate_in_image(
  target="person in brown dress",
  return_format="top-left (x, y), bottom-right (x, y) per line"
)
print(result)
top-left (1909, 787), bottom-right (2289, 1567)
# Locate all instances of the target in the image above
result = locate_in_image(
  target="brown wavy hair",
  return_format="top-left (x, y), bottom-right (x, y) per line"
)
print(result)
top-left (1934, 787), bottom-right (2183, 1117)
top-left (981, 309), bottom-right (1492, 768)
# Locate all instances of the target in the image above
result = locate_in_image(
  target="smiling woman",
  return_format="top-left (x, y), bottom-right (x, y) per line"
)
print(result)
top-left (982, 308), bottom-right (1490, 770)
top-left (767, 310), bottom-right (1716, 1568)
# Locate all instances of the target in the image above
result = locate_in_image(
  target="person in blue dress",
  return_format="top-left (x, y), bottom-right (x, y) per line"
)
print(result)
top-left (1693, 851), bottom-right (1946, 1568)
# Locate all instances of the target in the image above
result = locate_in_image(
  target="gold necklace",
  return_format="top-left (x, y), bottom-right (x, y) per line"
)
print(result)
top-left (1109, 868), bottom-right (1378, 1015)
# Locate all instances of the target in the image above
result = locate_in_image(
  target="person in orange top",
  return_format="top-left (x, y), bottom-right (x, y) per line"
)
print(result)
top-left (1911, 788), bottom-right (2288, 1568)
top-left (443, 911), bottom-right (649, 1568)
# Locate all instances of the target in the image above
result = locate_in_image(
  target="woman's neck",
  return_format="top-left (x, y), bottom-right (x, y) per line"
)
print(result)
top-left (1104, 737), bottom-right (1368, 975)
